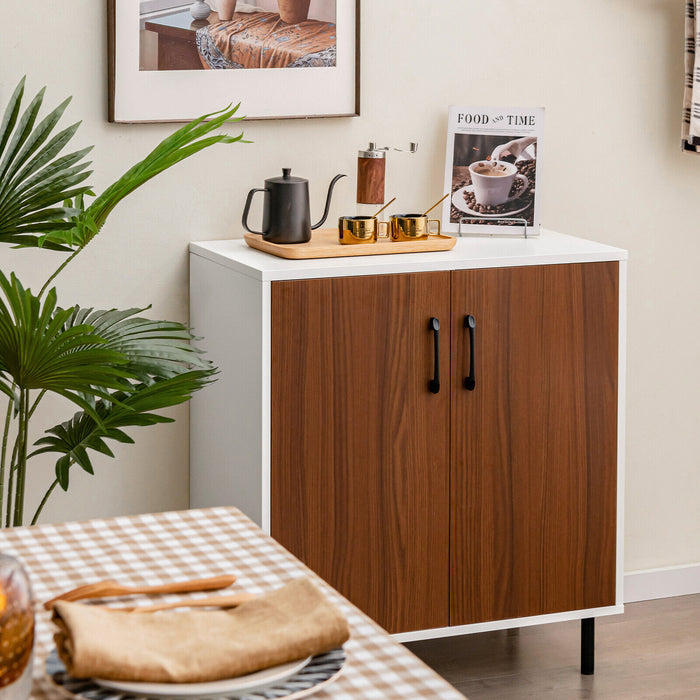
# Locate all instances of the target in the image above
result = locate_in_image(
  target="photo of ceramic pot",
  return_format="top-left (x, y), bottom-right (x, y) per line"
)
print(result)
top-left (278, 0), bottom-right (311, 24)
top-left (218, 0), bottom-right (237, 20)
top-left (190, 0), bottom-right (212, 20)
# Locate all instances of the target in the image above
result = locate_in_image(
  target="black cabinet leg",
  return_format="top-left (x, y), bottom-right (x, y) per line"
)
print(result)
top-left (581, 617), bottom-right (595, 675)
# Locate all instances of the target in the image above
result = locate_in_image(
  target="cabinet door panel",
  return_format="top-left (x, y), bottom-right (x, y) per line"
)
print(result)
top-left (450, 263), bottom-right (618, 625)
top-left (271, 272), bottom-right (451, 633)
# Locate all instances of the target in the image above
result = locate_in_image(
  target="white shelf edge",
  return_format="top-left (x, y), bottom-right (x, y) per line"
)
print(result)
top-left (392, 605), bottom-right (625, 644)
top-left (190, 229), bottom-right (628, 283)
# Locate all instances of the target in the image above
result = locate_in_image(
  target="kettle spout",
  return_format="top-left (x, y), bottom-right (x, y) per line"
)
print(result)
top-left (312, 174), bottom-right (347, 229)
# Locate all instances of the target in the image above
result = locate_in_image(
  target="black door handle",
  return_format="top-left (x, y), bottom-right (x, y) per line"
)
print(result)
top-left (429, 317), bottom-right (440, 394)
top-left (464, 315), bottom-right (476, 391)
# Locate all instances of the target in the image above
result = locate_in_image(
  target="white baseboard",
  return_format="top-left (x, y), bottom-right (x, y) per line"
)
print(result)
top-left (624, 563), bottom-right (700, 603)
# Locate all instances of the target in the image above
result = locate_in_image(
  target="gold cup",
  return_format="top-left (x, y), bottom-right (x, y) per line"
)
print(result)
top-left (389, 214), bottom-right (441, 242)
top-left (338, 216), bottom-right (390, 245)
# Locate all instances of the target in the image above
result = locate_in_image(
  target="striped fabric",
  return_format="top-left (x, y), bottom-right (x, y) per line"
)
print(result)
top-left (683, 0), bottom-right (700, 151)
top-left (196, 14), bottom-right (336, 70)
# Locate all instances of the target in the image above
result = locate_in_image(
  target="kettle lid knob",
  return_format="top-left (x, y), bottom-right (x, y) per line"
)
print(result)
top-left (282, 168), bottom-right (292, 179)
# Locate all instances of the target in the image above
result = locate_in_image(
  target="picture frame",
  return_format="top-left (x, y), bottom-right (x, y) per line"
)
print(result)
top-left (442, 105), bottom-right (543, 237)
top-left (108, 0), bottom-right (360, 123)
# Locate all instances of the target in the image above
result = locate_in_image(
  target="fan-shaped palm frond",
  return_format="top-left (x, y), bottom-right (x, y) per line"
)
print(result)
top-left (41, 103), bottom-right (247, 251)
top-left (0, 77), bottom-right (238, 527)
top-left (0, 77), bottom-right (94, 250)
top-left (30, 370), bottom-right (214, 493)
top-left (63, 306), bottom-right (211, 382)
top-left (0, 78), bottom-right (247, 255)
top-left (0, 271), bottom-right (133, 420)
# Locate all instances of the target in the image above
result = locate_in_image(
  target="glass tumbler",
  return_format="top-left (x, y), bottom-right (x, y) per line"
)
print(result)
top-left (0, 553), bottom-right (34, 700)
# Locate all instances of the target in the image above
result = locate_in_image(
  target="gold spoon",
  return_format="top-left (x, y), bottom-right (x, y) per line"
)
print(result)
top-left (372, 197), bottom-right (397, 219)
top-left (422, 193), bottom-right (450, 217)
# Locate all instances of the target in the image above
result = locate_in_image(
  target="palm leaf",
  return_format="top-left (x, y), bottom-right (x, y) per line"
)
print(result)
top-left (41, 103), bottom-right (247, 250)
top-left (0, 79), bottom-right (93, 248)
top-left (0, 84), bottom-right (45, 178)
top-left (2, 97), bottom-right (72, 183)
top-left (0, 79), bottom-right (247, 254)
top-left (0, 77), bottom-right (25, 159)
top-left (30, 370), bottom-right (215, 490)
top-left (0, 378), bottom-right (14, 401)
top-left (62, 306), bottom-right (212, 381)
top-left (0, 272), bottom-right (133, 420)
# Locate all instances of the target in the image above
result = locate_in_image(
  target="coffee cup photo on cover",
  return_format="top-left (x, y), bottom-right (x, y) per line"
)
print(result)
top-left (449, 133), bottom-right (537, 226)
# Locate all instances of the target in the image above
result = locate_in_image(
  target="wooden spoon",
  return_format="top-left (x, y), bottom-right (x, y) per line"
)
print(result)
top-left (44, 575), bottom-right (237, 610)
top-left (124, 592), bottom-right (256, 613)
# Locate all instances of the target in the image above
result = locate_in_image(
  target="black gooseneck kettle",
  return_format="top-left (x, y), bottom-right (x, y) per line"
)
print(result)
top-left (242, 169), bottom-right (346, 244)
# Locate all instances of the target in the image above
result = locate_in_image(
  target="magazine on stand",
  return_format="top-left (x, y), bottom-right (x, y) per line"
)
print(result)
top-left (442, 106), bottom-right (544, 236)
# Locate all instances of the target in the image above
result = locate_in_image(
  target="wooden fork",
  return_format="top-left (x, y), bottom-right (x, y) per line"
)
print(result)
top-left (123, 592), bottom-right (256, 613)
top-left (44, 575), bottom-right (237, 610)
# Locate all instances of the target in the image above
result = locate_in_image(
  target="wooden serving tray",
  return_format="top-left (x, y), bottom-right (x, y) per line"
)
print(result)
top-left (244, 229), bottom-right (457, 259)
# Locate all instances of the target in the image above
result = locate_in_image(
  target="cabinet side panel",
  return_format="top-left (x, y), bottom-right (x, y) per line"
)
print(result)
top-left (580, 261), bottom-right (619, 608)
top-left (450, 262), bottom-right (618, 624)
top-left (270, 273), bottom-right (451, 634)
top-left (190, 254), bottom-right (264, 525)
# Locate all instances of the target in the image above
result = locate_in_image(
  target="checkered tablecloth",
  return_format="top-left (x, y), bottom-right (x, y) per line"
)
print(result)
top-left (0, 507), bottom-right (465, 699)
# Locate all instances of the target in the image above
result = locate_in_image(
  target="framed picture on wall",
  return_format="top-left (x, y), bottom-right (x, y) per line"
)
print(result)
top-left (108, 0), bottom-right (359, 122)
top-left (442, 106), bottom-right (544, 236)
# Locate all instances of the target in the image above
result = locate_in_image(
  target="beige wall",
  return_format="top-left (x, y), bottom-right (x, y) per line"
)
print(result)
top-left (0, 0), bottom-right (698, 574)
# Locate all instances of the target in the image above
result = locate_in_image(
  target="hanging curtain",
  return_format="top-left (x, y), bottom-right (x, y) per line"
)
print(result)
top-left (683, 0), bottom-right (700, 151)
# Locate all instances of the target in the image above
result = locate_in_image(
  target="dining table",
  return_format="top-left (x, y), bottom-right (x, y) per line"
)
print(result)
top-left (0, 506), bottom-right (466, 699)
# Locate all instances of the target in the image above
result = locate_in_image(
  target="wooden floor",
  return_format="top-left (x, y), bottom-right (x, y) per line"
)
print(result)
top-left (405, 595), bottom-right (700, 699)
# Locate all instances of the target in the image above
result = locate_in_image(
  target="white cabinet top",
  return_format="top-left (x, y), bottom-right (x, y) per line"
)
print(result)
top-left (190, 229), bottom-right (628, 282)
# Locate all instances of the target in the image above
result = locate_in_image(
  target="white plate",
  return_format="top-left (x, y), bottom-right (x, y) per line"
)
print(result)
top-left (93, 656), bottom-right (312, 699)
top-left (452, 185), bottom-right (531, 218)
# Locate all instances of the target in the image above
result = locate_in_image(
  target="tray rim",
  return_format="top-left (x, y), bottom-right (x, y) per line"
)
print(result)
top-left (243, 230), bottom-right (457, 260)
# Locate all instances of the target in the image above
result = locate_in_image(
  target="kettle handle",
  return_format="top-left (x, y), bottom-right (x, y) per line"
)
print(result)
top-left (242, 188), bottom-right (270, 235)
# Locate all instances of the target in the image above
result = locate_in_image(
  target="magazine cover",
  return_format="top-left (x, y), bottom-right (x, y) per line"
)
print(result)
top-left (442, 106), bottom-right (544, 236)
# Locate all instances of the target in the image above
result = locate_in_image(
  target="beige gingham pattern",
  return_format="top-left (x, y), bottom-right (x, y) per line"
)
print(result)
top-left (0, 507), bottom-right (465, 699)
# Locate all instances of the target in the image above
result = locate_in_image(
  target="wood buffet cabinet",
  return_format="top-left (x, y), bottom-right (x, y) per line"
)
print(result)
top-left (190, 231), bottom-right (627, 662)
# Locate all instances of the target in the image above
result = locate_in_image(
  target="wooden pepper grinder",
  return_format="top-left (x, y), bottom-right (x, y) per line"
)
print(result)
top-left (356, 142), bottom-right (417, 205)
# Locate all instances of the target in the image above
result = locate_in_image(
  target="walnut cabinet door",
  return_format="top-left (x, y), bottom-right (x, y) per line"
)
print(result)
top-left (270, 272), bottom-right (451, 634)
top-left (449, 263), bottom-right (619, 625)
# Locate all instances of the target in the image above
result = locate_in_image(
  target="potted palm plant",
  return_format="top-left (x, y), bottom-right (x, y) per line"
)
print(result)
top-left (0, 77), bottom-right (245, 527)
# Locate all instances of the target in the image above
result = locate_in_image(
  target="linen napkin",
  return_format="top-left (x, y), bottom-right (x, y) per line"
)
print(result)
top-left (683, 0), bottom-right (700, 151)
top-left (51, 577), bottom-right (349, 683)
